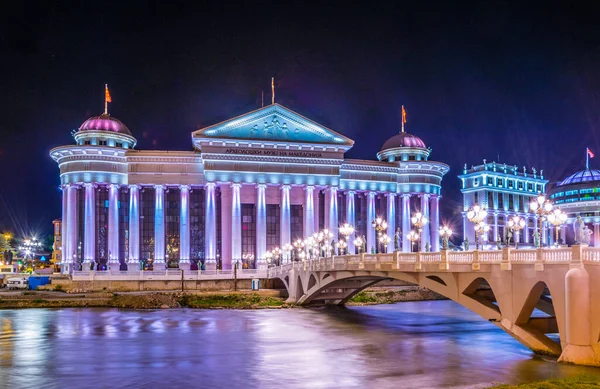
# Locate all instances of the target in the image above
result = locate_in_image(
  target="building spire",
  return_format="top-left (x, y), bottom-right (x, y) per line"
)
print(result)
top-left (271, 77), bottom-right (275, 105)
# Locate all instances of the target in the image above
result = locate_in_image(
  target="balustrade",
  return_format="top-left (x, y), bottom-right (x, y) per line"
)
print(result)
top-left (511, 249), bottom-right (537, 263)
top-left (447, 251), bottom-right (474, 264)
top-left (478, 251), bottom-right (502, 263)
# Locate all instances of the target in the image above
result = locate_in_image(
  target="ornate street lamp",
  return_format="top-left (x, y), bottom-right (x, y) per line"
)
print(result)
top-left (411, 212), bottom-right (428, 252)
top-left (293, 239), bottom-right (305, 262)
top-left (335, 239), bottom-right (347, 255)
top-left (371, 217), bottom-right (388, 253)
top-left (353, 236), bottom-right (364, 254)
top-left (467, 204), bottom-right (488, 250)
top-left (547, 209), bottom-right (568, 247)
top-left (507, 215), bottom-right (526, 249)
top-left (378, 235), bottom-right (391, 253)
top-left (439, 226), bottom-right (453, 250)
top-left (529, 194), bottom-right (553, 248)
top-left (339, 223), bottom-right (355, 241)
top-left (474, 222), bottom-right (490, 250)
top-left (272, 247), bottom-right (281, 266)
top-left (407, 230), bottom-right (419, 253)
top-left (320, 229), bottom-right (334, 257)
top-left (265, 251), bottom-right (273, 266)
top-left (282, 243), bottom-right (293, 263)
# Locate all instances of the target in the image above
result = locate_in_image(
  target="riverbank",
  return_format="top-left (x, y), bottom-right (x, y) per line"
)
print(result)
top-left (489, 374), bottom-right (600, 388)
top-left (0, 286), bottom-right (443, 309)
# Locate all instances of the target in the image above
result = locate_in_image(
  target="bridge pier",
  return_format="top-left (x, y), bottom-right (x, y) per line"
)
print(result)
top-left (558, 266), bottom-right (599, 366)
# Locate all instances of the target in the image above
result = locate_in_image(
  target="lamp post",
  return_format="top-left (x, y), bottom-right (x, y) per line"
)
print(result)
top-left (547, 209), bottom-right (568, 246)
top-left (467, 204), bottom-right (488, 250)
top-left (353, 236), bottom-right (364, 254)
top-left (339, 223), bottom-right (355, 243)
top-left (265, 251), bottom-right (273, 266)
top-left (272, 247), bottom-right (281, 266)
top-left (439, 226), bottom-right (453, 250)
top-left (411, 212), bottom-right (428, 252)
top-left (474, 222), bottom-right (490, 250)
top-left (282, 243), bottom-right (292, 264)
top-left (335, 239), bottom-right (347, 255)
top-left (407, 231), bottom-right (419, 253)
top-left (293, 239), bottom-right (305, 262)
top-left (371, 217), bottom-right (388, 253)
top-left (507, 215), bottom-right (526, 249)
top-left (19, 237), bottom-right (42, 272)
top-left (529, 194), bottom-right (553, 248)
top-left (378, 235), bottom-right (391, 253)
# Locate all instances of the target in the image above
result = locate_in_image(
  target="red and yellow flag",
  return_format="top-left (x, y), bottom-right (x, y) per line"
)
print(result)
top-left (402, 105), bottom-right (407, 124)
top-left (105, 84), bottom-right (112, 103)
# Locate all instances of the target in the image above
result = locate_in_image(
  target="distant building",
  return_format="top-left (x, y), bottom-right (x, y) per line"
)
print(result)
top-left (549, 168), bottom-right (600, 246)
top-left (459, 161), bottom-right (548, 247)
top-left (52, 219), bottom-right (62, 269)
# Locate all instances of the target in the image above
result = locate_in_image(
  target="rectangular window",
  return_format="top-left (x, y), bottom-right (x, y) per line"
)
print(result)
top-left (486, 177), bottom-right (493, 185)
top-left (190, 187), bottom-right (205, 268)
top-left (140, 187), bottom-right (155, 267)
top-left (241, 204), bottom-right (256, 269)
top-left (84, 140), bottom-right (91, 145)
top-left (487, 192), bottom-right (493, 209)
top-left (497, 178), bottom-right (504, 187)
top-left (291, 204), bottom-right (304, 243)
top-left (527, 183), bottom-right (533, 191)
top-left (116, 142), bottom-right (123, 148)
top-left (266, 204), bottom-right (280, 251)
top-left (95, 186), bottom-right (109, 267)
top-left (99, 140), bottom-right (107, 146)
top-left (318, 191), bottom-right (325, 230)
top-left (165, 188), bottom-right (180, 267)
top-left (518, 181), bottom-right (524, 190)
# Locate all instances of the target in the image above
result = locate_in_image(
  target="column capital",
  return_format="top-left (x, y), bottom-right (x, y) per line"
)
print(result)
top-left (109, 183), bottom-right (120, 189)
top-left (231, 182), bottom-right (242, 189)
top-left (205, 182), bottom-right (216, 189)
top-left (346, 190), bottom-right (356, 196)
top-left (420, 193), bottom-right (430, 200)
top-left (179, 184), bottom-right (190, 191)
top-left (401, 193), bottom-right (411, 199)
top-left (83, 182), bottom-right (96, 189)
top-left (367, 191), bottom-right (376, 197)
top-left (385, 192), bottom-right (396, 198)
top-left (154, 184), bottom-right (165, 190)
top-left (304, 185), bottom-right (315, 191)
top-left (281, 184), bottom-right (291, 191)
top-left (256, 183), bottom-right (267, 189)
top-left (128, 184), bottom-right (141, 190)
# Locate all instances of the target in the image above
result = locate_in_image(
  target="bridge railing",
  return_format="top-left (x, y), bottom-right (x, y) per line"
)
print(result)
top-left (271, 244), bottom-right (600, 274)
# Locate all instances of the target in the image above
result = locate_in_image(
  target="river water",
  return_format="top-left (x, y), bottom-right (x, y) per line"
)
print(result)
top-left (1, 300), bottom-right (598, 389)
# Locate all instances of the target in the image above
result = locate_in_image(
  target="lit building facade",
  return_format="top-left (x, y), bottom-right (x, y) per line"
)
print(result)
top-left (459, 161), bottom-right (548, 246)
top-left (50, 103), bottom-right (449, 273)
top-left (52, 219), bottom-right (62, 268)
top-left (549, 168), bottom-right (600, 246)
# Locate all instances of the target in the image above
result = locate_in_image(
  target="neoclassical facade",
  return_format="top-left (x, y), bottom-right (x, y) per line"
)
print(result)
top-left (50, 103), bottom-right (449, 273)
top-left (459, 161), bottom-right (548, 246)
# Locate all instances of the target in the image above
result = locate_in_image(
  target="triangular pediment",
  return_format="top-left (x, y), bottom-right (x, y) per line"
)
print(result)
top-left (192, 104), bottom-right (354, 147)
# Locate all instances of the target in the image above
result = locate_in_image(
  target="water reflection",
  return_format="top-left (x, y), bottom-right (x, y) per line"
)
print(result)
top-left (0, 301), bottom-right (598, 389)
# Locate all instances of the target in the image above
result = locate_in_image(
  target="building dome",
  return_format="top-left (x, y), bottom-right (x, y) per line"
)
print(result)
top-left (79, 114), bottom-right (132, 136)
top-left (380, 132), bottom-right (426, 151)
top-left (558, 169), bottom-right (600, 186)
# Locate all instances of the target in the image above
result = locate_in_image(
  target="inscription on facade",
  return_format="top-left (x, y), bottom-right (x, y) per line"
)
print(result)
top-left (225, 148), bottom-right (324, 158)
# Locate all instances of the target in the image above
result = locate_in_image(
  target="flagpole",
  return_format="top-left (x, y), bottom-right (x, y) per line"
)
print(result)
top-left (104, 84), bottom-right (108, 115)
top-left (271, 77), bottom-right (275, 105)
top-left (587, 148), bottom-right (590, 170)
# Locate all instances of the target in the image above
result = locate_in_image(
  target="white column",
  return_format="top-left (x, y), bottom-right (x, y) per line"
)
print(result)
top-left (304, 185), bottom-right (315, 239)
top-left (494, 213), bottom-right (499, 242)
top-left (256, 184), bottom-right (267, 265)
top-left (280, 185), bottom-right (291, 262)
top-left (542, 221), bottom-right (548, 246)
top-left (205, 183), bottom-right (217, 264)
top-left (67, 184), bottom-right (78, 272)
top-left (346, 191), bottom-right (356, 254)
top-left (61, 185), bottom-right (69, 272)
top-left (524, 215), bottom-right (530, 244)
top-left (83, 183), bottom-right (95, 265)
top-left (462, 213), bottom-right (468, 244)
top-left (128, 185), bottom-right (140, 267)
top-left (430, 195), bottom-right (440, 252)
top-left (561, 221), bottom-right (567, 245)
top-left (231, 183), bottom-right (242, 267)
top-left (327, 186), bottom-right (339, 242)
top-left (154, 185), bottom-right (166, 268)
top-left (402, 194), bottom-right (411, 252)
top-left (386, 193), bottom-right (396, 253)
top-left (179, 185), bottom-right (190, 264)
top-left (108, 184), bottom-right (120, 268)
top-left (367, 191), bottom-right (376, 254)
top-left (420, 194), bottom-right (430, 252)
top-left (594, 223), bottom-right (600, 248)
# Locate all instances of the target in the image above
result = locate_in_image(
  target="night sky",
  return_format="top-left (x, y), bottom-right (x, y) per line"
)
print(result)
top-left (2, 1), bottom-right (600, 239)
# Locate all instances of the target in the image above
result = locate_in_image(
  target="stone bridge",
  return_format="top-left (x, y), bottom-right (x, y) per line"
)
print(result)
top-left (270, 245), bottom-right (600, 366)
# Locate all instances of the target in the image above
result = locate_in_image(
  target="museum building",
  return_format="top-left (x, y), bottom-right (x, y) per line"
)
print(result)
top-left (50, 103), bottom-right (449, 273)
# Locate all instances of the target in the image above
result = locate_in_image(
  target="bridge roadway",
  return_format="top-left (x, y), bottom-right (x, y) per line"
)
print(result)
top-left (270, 245), bottom-right (600, 367)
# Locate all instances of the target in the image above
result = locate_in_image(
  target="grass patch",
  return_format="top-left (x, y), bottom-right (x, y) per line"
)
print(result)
top-left (349, 291), bottom-right (378, 303)
top-left (31, 299), bottom-right (47, 304)
top-left (53, 284), bottom-right (63, 292)
top-left (22, 291), bottom-right (35, 296)
top-left (179, 293), bottom-right (286, 309)
top-left (491, 375), bottom-right (600, 388)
